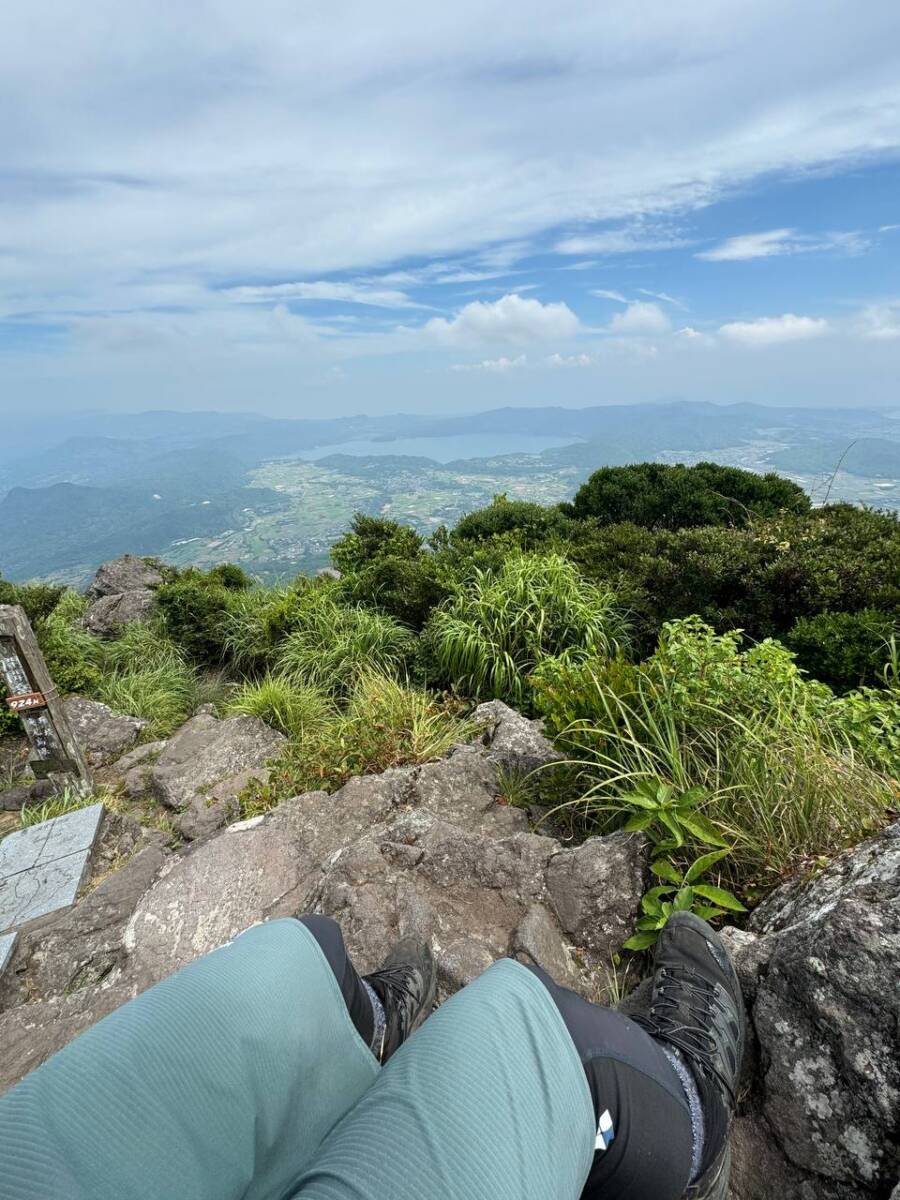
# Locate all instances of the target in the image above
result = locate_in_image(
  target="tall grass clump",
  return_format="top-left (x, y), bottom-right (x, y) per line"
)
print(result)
top-left (533, 618), bottom-right (894, 899)
top-left (240, 673), bottom-right (478, 816)
top-left (425, 552), bottom-right (627, 707)
top-left (274, 586), bottom-right (417, 695)
top-left (225, 673), bottom-right (334, 737)
top-left (95, 621), bottom-right (198, 737)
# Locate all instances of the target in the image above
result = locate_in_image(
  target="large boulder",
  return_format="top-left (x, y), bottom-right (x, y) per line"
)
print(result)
top-left (62, 697), bottom-right (147, 767)
top-left (149, 712), bottom-right (286, 816)
top-left (729, 820), bottom-right (900, 1196)
top-left (83, 589), bottom-right (156, 638)
top-left (86, 556), bottom-right (163, 602)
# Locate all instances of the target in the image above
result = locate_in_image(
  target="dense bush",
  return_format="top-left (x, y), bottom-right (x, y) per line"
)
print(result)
top-left (331, 513), bottom-right (424, 574)
top-left (155, 570), bottom-right (238, 665)
top-left (785, 610), bottom-right (898, 691)
top-left (564, 462), bottom-right (810, 529)
top-left (0, 576), bottom-right (65, 624)
top-left (452, 495), bottom-right (571, 548)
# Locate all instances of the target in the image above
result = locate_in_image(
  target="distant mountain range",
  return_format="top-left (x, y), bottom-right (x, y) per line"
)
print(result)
top-left (3, 400), bottom-right (899, 583)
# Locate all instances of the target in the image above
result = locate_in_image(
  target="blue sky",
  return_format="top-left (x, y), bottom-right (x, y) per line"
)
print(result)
top-left (1, 1), bottom-right (899, 416)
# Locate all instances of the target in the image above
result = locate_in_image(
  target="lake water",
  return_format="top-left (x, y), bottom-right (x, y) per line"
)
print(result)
top-left (295, 433), bottom-right (577, 464)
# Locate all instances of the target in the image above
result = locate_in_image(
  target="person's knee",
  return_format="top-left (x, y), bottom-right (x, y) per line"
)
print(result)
top-left (297, 914), bottom-right (346, 968)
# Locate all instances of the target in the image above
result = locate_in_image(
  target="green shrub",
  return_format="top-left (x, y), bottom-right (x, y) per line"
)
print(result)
top-left (275, 588), bottom-right (417, 695)
top-left (424, 552), bottom-right (627, 707)
top-left (206, 563), bottom-right (253, 591)
top-left (155, 572), bottom-right (235, 665)
top-left (452, 495), bottom-right (571, 548)
top-left (338, 555), bottom-right (448, 630)
top-left (533, 618), bottom-right (893, 899)
top-left (35, 592), bottom-right (104, 694)
top-left (225, 674), bottom-right (334, 737)
top-left (564, 462), bottom-right (809, 529)
top-left (0, 576), bottom-right (65, 623)
top-left (786, 610), bottom-right (898, 691)
top-left (331, 514), bottom-right (424, 575)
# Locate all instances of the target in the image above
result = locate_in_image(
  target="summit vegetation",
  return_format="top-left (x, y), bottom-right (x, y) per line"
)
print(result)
top-left (3, 461), bottom-right (899, 943)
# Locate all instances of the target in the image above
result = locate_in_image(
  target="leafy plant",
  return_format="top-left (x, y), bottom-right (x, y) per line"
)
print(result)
top-left (616, 779), bottom-right (727, 852)
top-left (623, 848), bottom-right (746, 951)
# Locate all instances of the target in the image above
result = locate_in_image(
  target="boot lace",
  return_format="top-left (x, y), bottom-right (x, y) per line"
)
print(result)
top-left (634, 966), bottom-right (736, 1105)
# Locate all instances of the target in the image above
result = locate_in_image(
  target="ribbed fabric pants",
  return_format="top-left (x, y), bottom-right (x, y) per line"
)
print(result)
top-left (0, 919), bottom-right (597, 1200)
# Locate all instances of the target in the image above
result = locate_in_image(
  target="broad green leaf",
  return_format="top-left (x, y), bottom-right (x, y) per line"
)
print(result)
top-left (623, 930), bottom-right (659, 952)
top-left (684, 848), bottom-right (731, 883)
top-left (678, 812), bottom-right (728, 848)
top-left (650, 858), bottom-right (682, 884)
top-left (678, 786), bottom-right (710, 807)
top-left (692, 884), bottom-right (747, 912)
top-left (620, 789), bottom-right (659, 811)
top-left (641, 885), bottom-right (674, 915)
top-left (673, 886), bottom-right (695, 912)
top-left (623, 812), bottom-right (653, 832)
top-left (637, 915), bottom-right (663, 931)
top-left (658, 810), bottom-right (685, 846)
top-left (694, 905), bottom-right (726, 921)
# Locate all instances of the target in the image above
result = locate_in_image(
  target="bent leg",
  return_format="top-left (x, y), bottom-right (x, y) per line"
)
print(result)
top-left (0, 919), bottom-right (378, 1200)
top-left (292, 958), bottom-right (597, 1200)
top-left (530, 964), bottom-right (694, 1200)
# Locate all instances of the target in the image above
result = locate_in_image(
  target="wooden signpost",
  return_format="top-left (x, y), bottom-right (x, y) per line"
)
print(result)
top-left (0, 604), bottom-right (92, 796)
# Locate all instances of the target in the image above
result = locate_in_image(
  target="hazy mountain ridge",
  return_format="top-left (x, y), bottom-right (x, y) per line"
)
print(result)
top-left (4, 401), bottom-right (899, 584)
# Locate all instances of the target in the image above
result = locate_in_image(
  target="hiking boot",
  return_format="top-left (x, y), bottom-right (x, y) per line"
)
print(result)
top-left (363, 936), bottom-right (437, 1062)
top-left (633, 912), bottom-right (746, 1200)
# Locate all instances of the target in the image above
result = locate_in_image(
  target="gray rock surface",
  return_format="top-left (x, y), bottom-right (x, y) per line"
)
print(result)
top-left (546, 831), bottom-right (649, 960)
top-left (472, 699), bottom-right (561, 774)
top-left (727, 819), bottom-right (900, 1195)
top-left (62, 697), bottom-right (147, 767)
top-left (0, 779), bottom-right (53, 812)
top-left (83, 589), bottom-right (156, 638)
top-left (150, 713), bottom-right (285, 812)
top-left (86, 555), bottom-right (163, 601)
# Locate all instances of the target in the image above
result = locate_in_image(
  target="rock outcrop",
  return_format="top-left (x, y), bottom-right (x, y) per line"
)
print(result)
top-left (86, 555), bottom-right (164, 602)
top-left (62, 697), bottom-right (147, 767)
top-left (727, 819), bottom-right (900, 1198)
top-left (83, 555), bottom-right (163, 637)
top-left (83, 589), bottom-right (156, 638)
top-left (148, 711), bottom-right (286, 839)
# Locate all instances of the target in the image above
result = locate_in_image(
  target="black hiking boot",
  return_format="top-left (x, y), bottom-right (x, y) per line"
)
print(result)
top-left (363, 936), bottom-right (437, 1062)
top-left (633, 912), bottom-right (746, 1200)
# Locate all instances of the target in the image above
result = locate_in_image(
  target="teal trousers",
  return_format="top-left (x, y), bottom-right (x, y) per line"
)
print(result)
top-left (0, 919), bottom-right (595, 1200)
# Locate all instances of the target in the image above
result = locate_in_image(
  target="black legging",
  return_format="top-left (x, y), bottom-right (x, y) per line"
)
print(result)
top-left (300, 916), bottom-right (694, 1199)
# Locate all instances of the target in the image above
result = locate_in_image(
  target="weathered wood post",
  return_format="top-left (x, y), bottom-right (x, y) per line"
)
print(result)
top-left (0, 604), bottom-right (92, 796)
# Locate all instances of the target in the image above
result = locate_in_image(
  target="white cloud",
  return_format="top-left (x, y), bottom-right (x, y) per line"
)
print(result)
top-left (556, 227), bottom-right (690, 256)
top-left (858, 303), bottom-right (900, 340)
top-left (592, 288), bottom-right (629, 303)
top-left (637, 288), bottom-right (687, 310)
top-left (545, 352), bottom-right (594, 368)
top-left (420, 293), bottom-right (579, 347)
top-left (698, 227), bottom-right (869, 261)
top-left (718, 313), bottom-right (829, 345)
top-left (226, 280), bottom-right (423, 309)
top-left (451, 354), bottom-right (527, 372)
top-left (608, 301), bottom-right (671, 335)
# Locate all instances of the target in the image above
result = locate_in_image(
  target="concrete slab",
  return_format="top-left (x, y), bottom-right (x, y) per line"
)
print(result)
top-left (0, 930), bottom-right (16, 975)
top-left (0, 851), bottom-right (90, 932)
top-left (0, 803), bottom-right (104, 933)
top-left (0, 804), bottom-right (103, 878)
